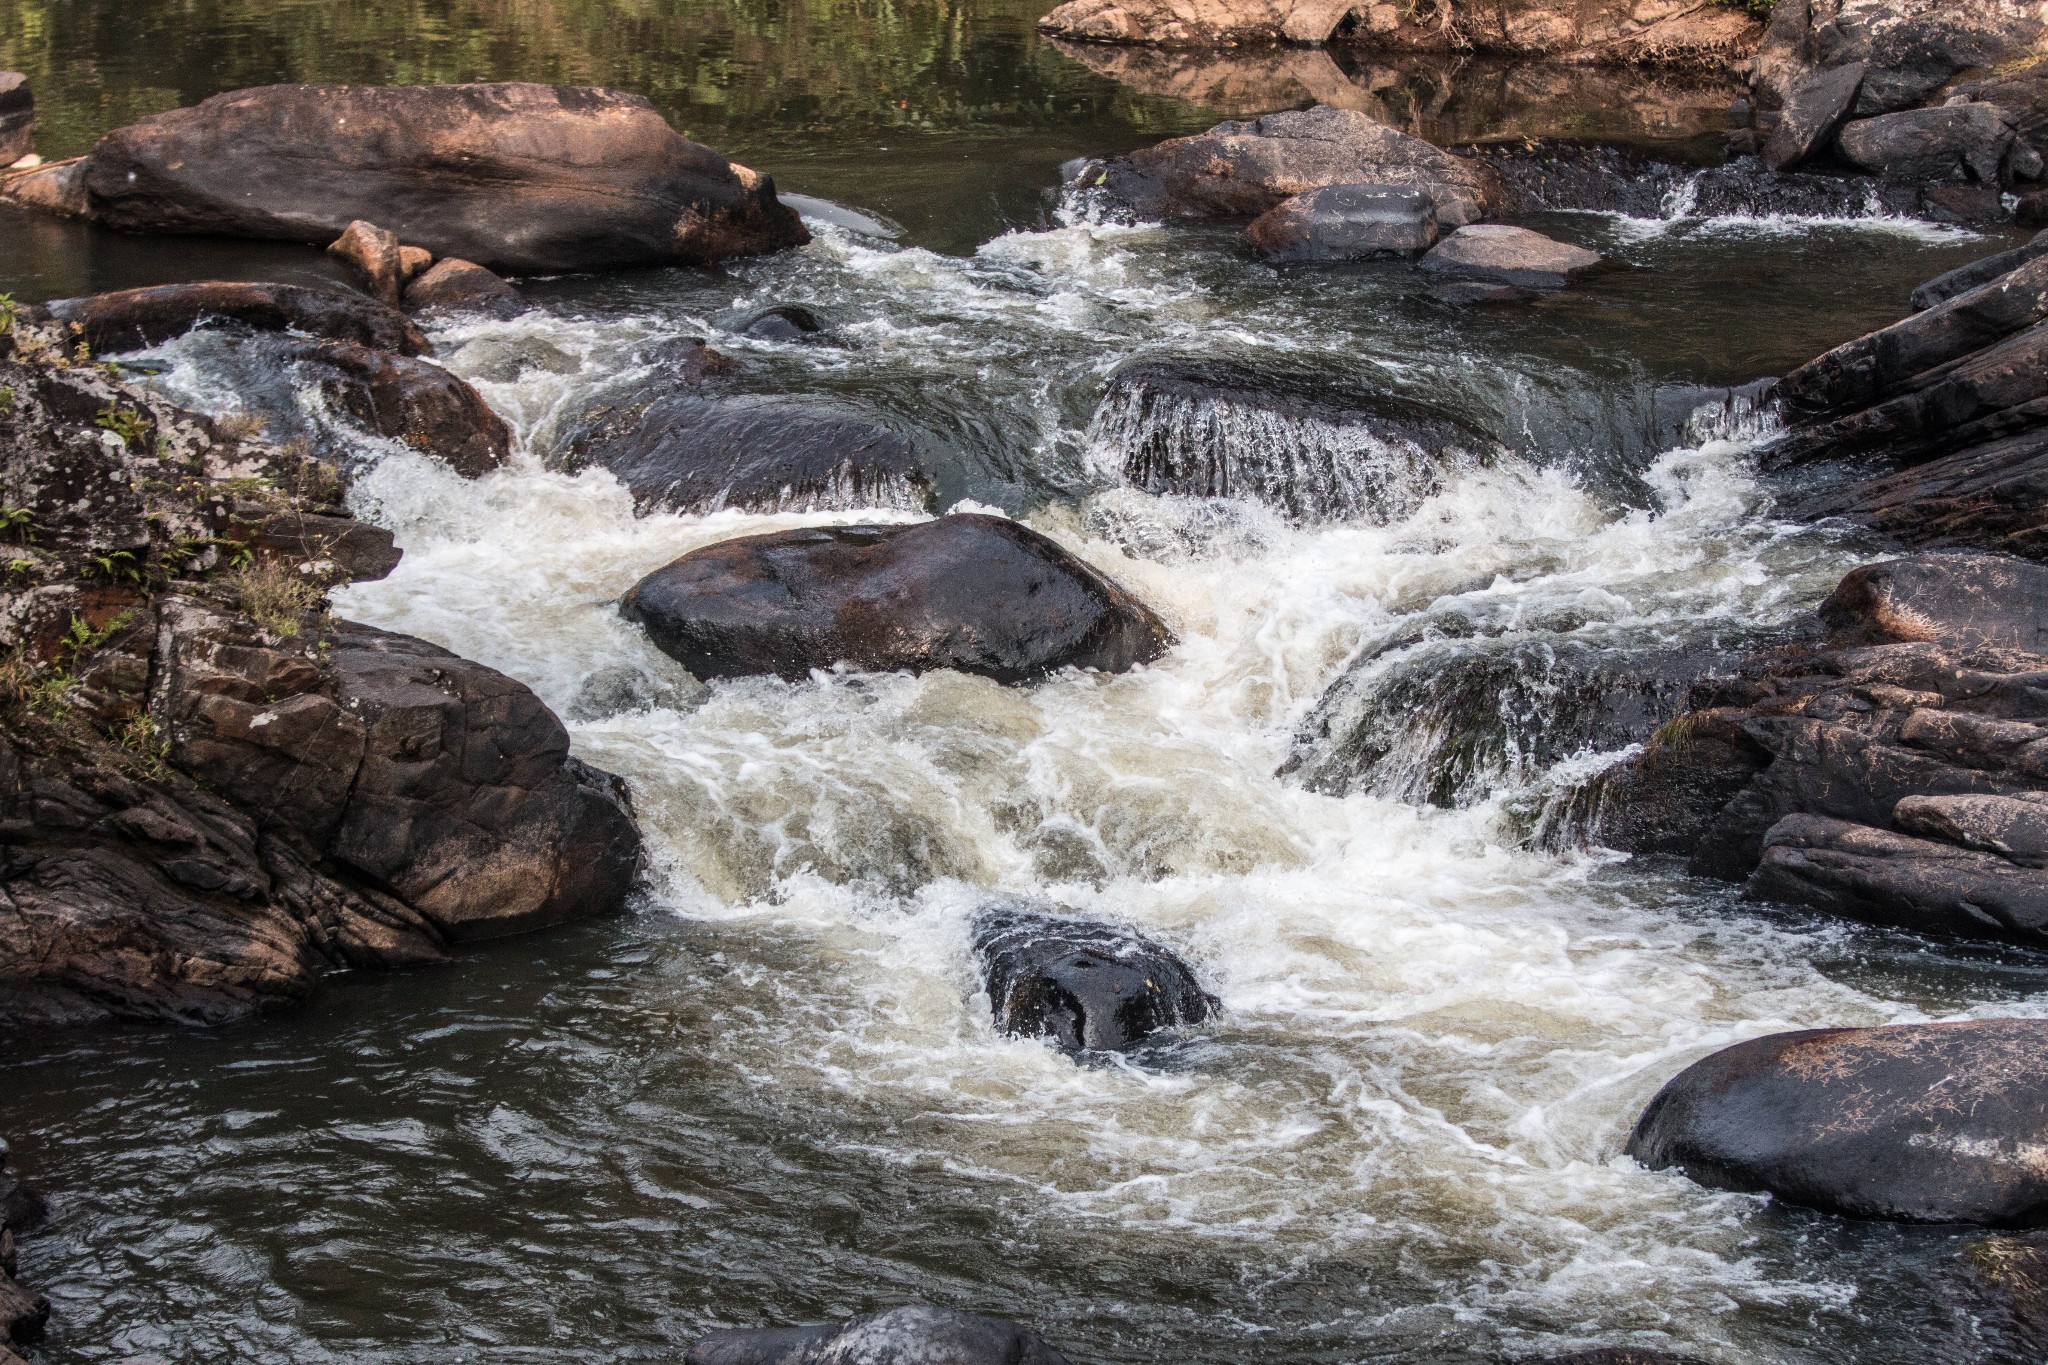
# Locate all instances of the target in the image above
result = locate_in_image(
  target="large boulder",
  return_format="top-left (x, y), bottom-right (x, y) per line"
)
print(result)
top-left (1419, 224), bottom-right (1602, 290)
top-left (688, 1307), bottom-right (1072, 1365)
top-left (1071, 106), bottom-right (1497, 228)
top-left (620, 514), bottom-right (1172, 685)
top-left (1242, 183), bottom-right (1437, 262)
top-left (1629, 1018), bottom-right (2048, 1225)
top-left (35, 281), bottom-right (429, 357)
top-left (1835, 105), bottom-right (2023, 185)
top-left (76, 82), bottom-right (809, 272)
top-left (1088, 357), bottom-right (1488, 522)
top-left (1035, 0), bottom-right (1761, 63)
top-left (561, 393), bottom-right (932, 515)
top-left (972, 901), bottom-right (1217, 1054)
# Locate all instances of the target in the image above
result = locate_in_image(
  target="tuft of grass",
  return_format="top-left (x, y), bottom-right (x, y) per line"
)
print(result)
top-left (213, 411), bottom-right (269, 441)
top-left (229, 557), bottom-right (323, 637)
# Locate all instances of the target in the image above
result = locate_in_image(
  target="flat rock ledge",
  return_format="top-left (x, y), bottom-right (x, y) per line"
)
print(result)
top-left (0, 319), bottom-right (641, 1027)
top-left (1630, 1018), bottom-right (2048, 1226)
top-left (621, 514), bottom-right (1172, 685)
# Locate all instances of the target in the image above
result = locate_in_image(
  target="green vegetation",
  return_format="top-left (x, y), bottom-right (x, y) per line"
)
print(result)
top-left (228, 556), bottom-right (322, 637)
top-left (94, 403), bottom-right (151, 448)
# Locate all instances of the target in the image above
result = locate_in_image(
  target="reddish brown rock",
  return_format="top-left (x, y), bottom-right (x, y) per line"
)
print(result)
top-left (327, 219), bottom-right (405, 307)
top-left (286, 340), bottom-right (511, 477)
top-left (78, 82), bottom-right (809, 272)
top-left (402, 258), bottom-right (524, 316)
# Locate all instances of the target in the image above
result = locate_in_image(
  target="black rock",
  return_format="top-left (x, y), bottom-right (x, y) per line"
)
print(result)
top-left (1908, 229), bottom-right (2048, 312)
top-left (620, 514), bottom-right (1173, 685)
top-left (564, 393), bottom-right (930, 515)
top-left (688, 1306), bottom-right (1072, 1365)
top-left (730, 303), bottom-right (828, 342)
top-left (1628, 1018), bottom-right (2048, 1225)
top-left (973, 901), bottom-right (1217, 1054)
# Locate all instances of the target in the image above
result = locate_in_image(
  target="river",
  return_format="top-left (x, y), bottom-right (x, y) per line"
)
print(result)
top-left (2, 1), bottom-right (2045, 1362)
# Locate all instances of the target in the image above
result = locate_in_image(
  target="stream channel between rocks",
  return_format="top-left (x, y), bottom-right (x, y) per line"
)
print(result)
top-left (3, 2), bottom-right (2047, 1363)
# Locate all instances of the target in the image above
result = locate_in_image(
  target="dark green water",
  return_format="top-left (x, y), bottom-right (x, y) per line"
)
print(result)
top-left (4, 3), bottom-right (2048, 1364)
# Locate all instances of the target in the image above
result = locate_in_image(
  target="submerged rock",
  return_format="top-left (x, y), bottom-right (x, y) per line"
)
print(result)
top-left (1629, 1018), bottom-right (2048, 1225)
top-left (402, 258), bottom-right (524, 317)
top-left (620, 515), bottom-right (1172, 685)
top-left (973, 902), bottom-right (1217, 1054)
top-left (688, 1306), bottom-right (1073, 1365)
top-left (287, 340), bottom-right (511, 477)
top-left (1242, 183), bottom-right (1438, 262)
top-left (1419, 224), bottom-right (1602, 290)
top-left (75, 82), bottom-right (808, 272)
top-left (562, 393), bottom-right (930, 515)
top-left (1089, 357), bottom-right (1488, 522)
top-left (1072, 106), bottom-right (1496, 228)
top-left (35, 281), bottom-right (429, 357)
top-left (728, 303), bottom-right (829, 342)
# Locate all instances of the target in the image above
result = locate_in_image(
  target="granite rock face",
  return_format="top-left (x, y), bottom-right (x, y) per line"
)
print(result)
top-left (0, 325), bottom-right (640, 1026)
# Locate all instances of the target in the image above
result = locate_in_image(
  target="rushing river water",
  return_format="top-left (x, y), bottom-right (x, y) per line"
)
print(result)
top-left (5, 2), bottom-right (2048, 1363)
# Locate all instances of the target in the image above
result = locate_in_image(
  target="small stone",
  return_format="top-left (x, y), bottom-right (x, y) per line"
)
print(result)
top-left (1419, 224), bottom-right (1602, 290)
top-left (401, 258), bottom-right (522, 317)
top-left (397, 244), bottom-right (433, 282)
top-left (1427, 280), bottom-right (1539, 306)
top-left (1243, 183), bottom-right (1438, 263)
top-left (729, 303), bottom-right (827, 342)
top-left (326, 219), bottom-right (404, 307)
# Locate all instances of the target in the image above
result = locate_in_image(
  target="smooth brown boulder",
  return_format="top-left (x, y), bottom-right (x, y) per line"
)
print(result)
top-left (79, 82), bottom-right (809, 272)
top-left (36, 281), bottom-right (429, 357)
top-left (621, 514), bottom-right (1173, 685)
top-left (1075, 106), bottom-right (1496, 227)
top-left (1630, 1018), bottom-right (2048, 1225)
top-left (287, 340), bottom-right (511, 476)
top-left (402, 257), bottom-right (523, 316)
top-left (327, 219), bottom-right (405, 306)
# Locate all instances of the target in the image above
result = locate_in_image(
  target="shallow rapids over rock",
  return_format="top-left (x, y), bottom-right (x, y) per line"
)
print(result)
top-left (8, 166), bottom-right (2048, 1365)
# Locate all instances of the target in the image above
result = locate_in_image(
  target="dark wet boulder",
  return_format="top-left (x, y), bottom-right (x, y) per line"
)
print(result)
top-left (1072, 106), bottom-right (1496, 227)
top-left (35, 281), bottom-right (429, 357)
top-left (620, 514), bottom-right (1172, 685)
top-left (1835, 105), bottom-right (2021, 185)
top-left (973, 902), bottom-right (1216, 1054)
top-left (1749, 813), bottom-right (2048, 942)
top-left (286, 340), bottom-right (511, 477)
top-left (0, 72), bottom-right (30, 167)
top-left (402, 258), bottom-right (524, 317)
top-left (1089, 357), bottom-right (1488, 522)
top-left (1419, 225), bottom-right (1602, 291)
top-left (1818, 553), bottom-right (2048, 652)
top-left (688, 1306), bottom-right (1072, 1365)
top-left (728, 304), bottom-right (828, 342)
top-left (1763, 61), bottom-right (1866, 171)
top-left (1471, 141), bottom-right (1929, 222)
top-left (1629, 1018), bottom-right (2048, 1225)
top-left (1909, 230), bottom-right (2048, 311)
top-left (77, 82), bottom-right (809, 272)
top-left (562, 393), bottom-right (929, 514)
top-left (1242, 184), bottom-right (1437, 263)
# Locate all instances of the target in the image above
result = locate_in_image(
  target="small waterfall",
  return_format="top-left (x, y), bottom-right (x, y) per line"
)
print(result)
top-left (1086, 360), bottom-right (1488, 523)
